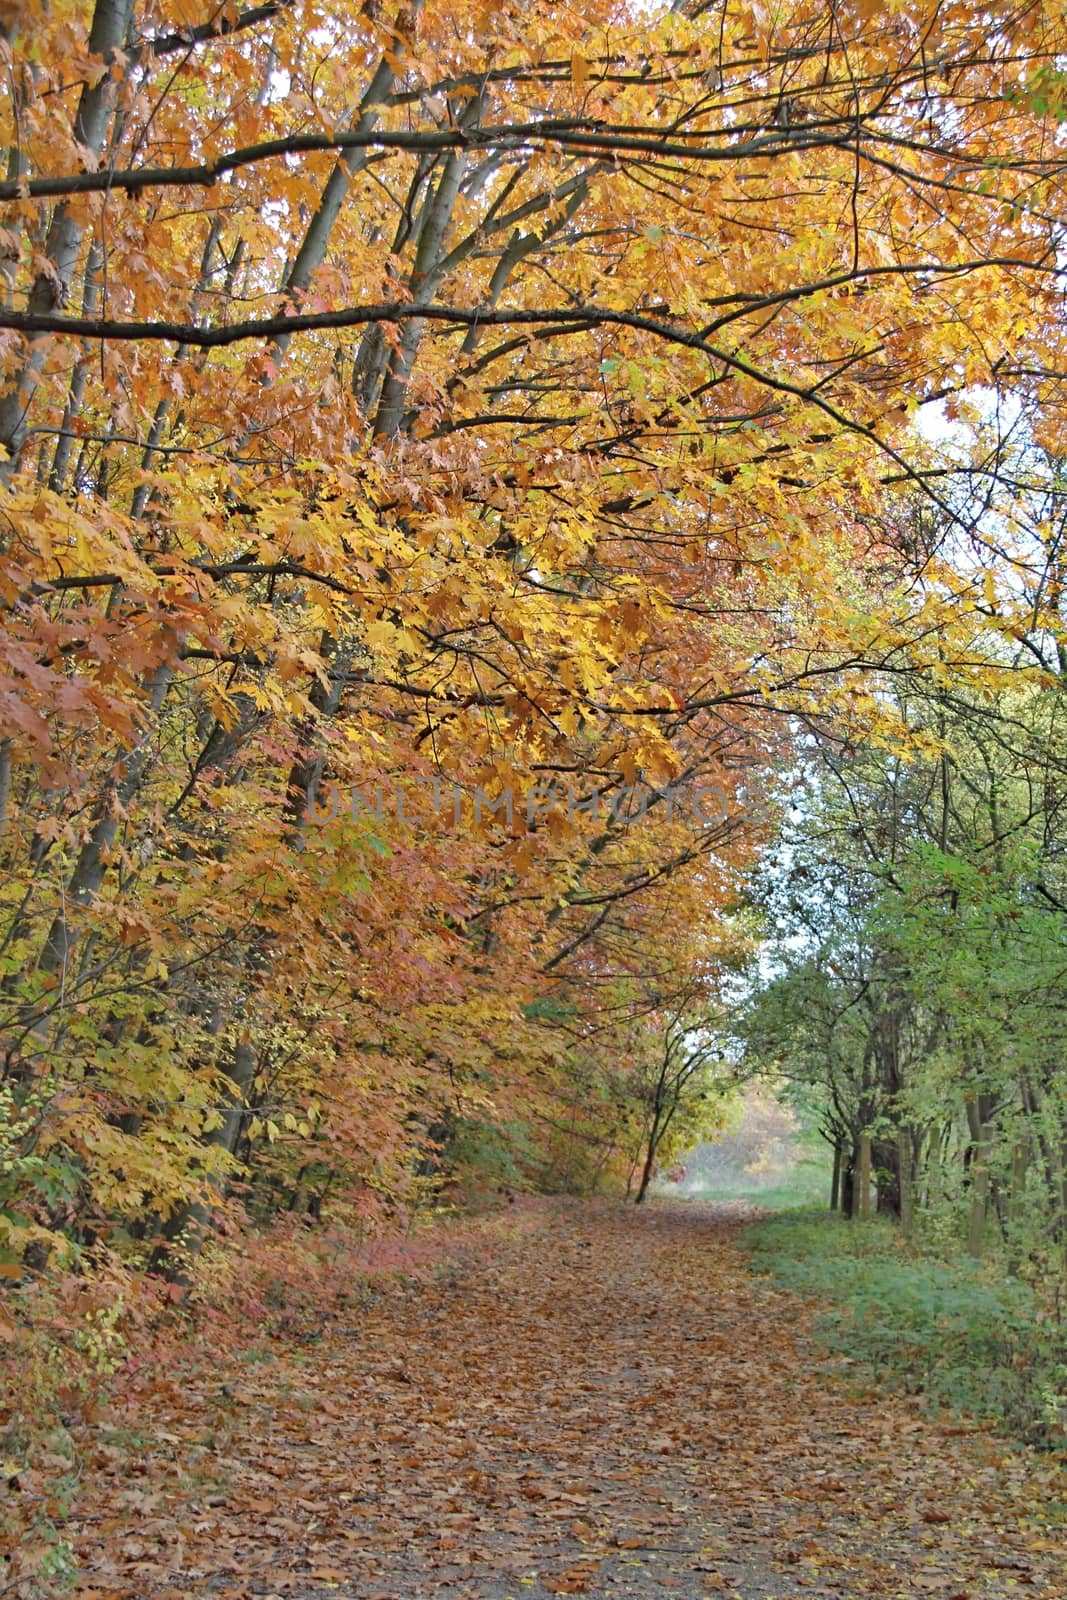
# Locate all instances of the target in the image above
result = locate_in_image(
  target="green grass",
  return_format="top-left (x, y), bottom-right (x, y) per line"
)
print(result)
top-left (744, 1210), bottom-right (1067, 1449)
top-left (676, 1160), bottom-right (832, 1212)
top-left (681, 1179), bottom-right (830, 1209)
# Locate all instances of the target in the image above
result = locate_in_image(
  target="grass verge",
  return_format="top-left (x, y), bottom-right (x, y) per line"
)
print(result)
top-left (744, 1210), bottom-right (1067, 1451)
top-left (678, 1179), bottom-right (830, 1209)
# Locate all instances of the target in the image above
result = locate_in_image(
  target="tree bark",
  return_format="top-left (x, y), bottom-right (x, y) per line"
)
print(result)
top-left (634, 1106), bottom-right (662, 1205)
top-left (854, 1133), bottom-right (872, 1221)
top-left (37, 662), bottom-right (173, 981)
top-left (0, 0), bottom-right (136, 474)
top-left (897, 1126), bottom-right (914, 1238)
top-left (873, 1134), bottom-right (901, 1218)
top-left (967, 1119), bottom-right (993, 1259)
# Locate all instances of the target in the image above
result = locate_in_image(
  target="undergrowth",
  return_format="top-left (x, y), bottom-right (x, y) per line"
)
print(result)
top-left (745, 1210), bottom-right (1067, 1450)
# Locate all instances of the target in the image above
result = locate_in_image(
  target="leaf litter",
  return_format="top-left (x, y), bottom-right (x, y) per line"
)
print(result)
top-left (59, 1200), bottom-right (1067, 1600)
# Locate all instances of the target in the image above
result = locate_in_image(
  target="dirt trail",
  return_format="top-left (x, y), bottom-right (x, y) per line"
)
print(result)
top-left (74, 1202), bottom-right (1065, 1599)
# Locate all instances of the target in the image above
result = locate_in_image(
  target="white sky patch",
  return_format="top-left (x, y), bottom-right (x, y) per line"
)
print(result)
top-left (915, 386), bottom-right (1024, 452)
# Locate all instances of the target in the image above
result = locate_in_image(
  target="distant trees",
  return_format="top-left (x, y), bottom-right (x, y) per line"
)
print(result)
top-left (629, 1008), bottom-right (726, 1205)
top-left (739, 658), bottom-right (1067, 1267)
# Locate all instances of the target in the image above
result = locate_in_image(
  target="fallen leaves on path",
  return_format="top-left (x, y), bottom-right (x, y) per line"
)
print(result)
top-left (32, 1202), bottom-right (1067, 1598)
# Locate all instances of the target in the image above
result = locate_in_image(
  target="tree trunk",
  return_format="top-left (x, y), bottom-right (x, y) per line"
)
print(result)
top-left (967, 1119), bottom-right (993, 1259)
top-left (873, 1134), bottom-right (902, 1218)
top-left (853, 1133), bottom-right (872, 1221)
top-left (0, 0), bottom-right (136, 473)
top-left (37, 662), bottom-right (173, 981)
top-left (271, 25), bottom-right (422, 368)
top-left (634, 1108), bottom-right (662, 1205)
top-left (372, 114), bottom-right (483, 438)
top-left (898, 1126), bottom-right (914, 1238)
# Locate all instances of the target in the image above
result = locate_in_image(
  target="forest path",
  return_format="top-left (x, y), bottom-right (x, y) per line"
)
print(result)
top-left (75, 1201), bottom-right (1065, 1600)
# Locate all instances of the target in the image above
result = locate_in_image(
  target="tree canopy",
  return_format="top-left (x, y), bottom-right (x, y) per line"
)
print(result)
top-left (0, 0), bottom-right (1066, 1272)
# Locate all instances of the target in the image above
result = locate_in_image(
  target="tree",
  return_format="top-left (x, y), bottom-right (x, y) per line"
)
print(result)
top-left (739, 659), bottom-right (1067, 1267)
top-left (629, 1008), bottom-right (728, 1206)
top-left (1, 0), bottom-right (1066, 1272)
